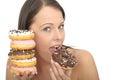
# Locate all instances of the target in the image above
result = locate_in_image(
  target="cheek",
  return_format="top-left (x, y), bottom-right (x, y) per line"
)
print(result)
top-left (62, 31), bottom-right (65, 41)
top-left (34, 33), bottom-right (51, 48)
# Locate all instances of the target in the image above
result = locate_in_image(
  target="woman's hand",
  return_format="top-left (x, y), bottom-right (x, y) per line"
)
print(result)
top-left (50, 59), bottom-right (72, 80)
top-left (13, 71), bottom-right (36, 80)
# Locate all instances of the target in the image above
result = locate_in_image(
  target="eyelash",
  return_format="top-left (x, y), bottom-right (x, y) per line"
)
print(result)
top-left (58, 25), bottom-right (64, 30)
top-left (43, 24), bottom-right (64, 32)
top-left (43, 27), bottom-right (51, 32)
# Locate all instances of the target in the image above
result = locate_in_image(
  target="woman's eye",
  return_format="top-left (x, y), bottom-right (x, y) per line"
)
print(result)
top-left (43, 27), bottom-right (51, 32)
top-left (58, 25), bottom-right (64, 30)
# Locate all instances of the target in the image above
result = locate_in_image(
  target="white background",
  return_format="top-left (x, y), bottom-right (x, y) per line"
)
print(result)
top-left (0, 0), bottom-right (120, 80)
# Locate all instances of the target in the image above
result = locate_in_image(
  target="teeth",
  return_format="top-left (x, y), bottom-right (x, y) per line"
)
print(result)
top-left (54, 52), bottom-right (58, 54)
top-left (49, 45), bottom-right (60, 53)
top-left (54, 45), bottom-right (60, 49)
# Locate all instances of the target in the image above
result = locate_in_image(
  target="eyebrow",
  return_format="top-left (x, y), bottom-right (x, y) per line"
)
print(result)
top-left (39, 21), bottom-right (64, 27)
top-left (39, 23), bottom-right (53, 27)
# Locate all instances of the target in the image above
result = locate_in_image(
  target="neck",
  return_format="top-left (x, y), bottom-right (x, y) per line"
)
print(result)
top-left (36, 53), bottom-right (51, 72)
top-left (34, 55), bottom-right (51, 80)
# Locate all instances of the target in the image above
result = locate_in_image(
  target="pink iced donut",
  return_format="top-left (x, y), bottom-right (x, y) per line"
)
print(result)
top-left (10, 39), bottom-right (36, 50)
top-left (10, 66), bottom-right (37, 75)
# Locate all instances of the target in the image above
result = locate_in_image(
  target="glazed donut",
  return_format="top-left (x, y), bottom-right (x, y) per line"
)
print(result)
top-left (8, 49), bottom-right (35, 60)
top-left (52, 46), bottom-right (78, 70)
top-left (11, 57), bottom-right (37, 67)
top-left (10, 40), bottom-right (36, 50)
top-left (9, 29), bottom-right (35, 40)
top-left (10, 66), bottom-right (37, 75)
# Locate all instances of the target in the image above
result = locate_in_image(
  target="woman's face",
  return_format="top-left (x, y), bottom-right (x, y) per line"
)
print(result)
top-left (30, 6), bottom-right (65, 62)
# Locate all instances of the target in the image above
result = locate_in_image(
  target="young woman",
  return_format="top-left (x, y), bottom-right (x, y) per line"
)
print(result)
top-left (6, 0), bottom-right (99, 80)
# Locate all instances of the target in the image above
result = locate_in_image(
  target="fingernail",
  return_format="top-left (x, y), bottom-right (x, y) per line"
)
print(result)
top-left (25, 71), bottom-right (29, 74)
top-left (55, 62), bottom-right (60, 66)
top-left (51, 59), bottom-right (54, 63)
top-left (16, 72), bottom-right (19, 75)
top-left (50, 68), bottom-right (52, 72)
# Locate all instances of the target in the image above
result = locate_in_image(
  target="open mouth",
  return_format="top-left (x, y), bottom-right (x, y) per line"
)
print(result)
top-left (49, 45), bottom-right (61, 53)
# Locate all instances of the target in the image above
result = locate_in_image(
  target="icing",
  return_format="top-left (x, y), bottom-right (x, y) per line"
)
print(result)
top-left (11, 40), bottom-right (35, 45)
top-left (9, 29), bottom-right (34, 36)
top-left (11, 57), bottom-right (36, 62)
top-left (11, 66), bottom-right (37, 71)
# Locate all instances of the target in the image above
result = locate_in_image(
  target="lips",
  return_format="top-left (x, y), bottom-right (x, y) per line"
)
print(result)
top-left (49, 45), bottom-right (61, 53)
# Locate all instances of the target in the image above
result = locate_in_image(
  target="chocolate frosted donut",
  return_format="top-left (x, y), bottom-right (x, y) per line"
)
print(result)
top-left (8, 49), bottom-right (36, 60)
top-left (8, 49), bottom-right (35, 56)
top-left (52, 46), bottom-right (78, 70)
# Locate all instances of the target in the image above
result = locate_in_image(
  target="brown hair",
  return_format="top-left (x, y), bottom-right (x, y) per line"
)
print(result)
top-left (18, 0), bottom-right (65, 30)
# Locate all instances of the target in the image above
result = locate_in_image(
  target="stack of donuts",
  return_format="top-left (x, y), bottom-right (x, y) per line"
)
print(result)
top-left (8, 29), bottom-right (37, 75)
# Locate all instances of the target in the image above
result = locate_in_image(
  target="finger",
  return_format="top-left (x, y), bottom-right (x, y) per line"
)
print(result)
top-left (54, 62), bottom-right (69, 80)
top-left (28, 71), bottom-right (36, 79)
top-left (50, 68), bottom-right (57, 80)
top-left (28, 74), bottom-right (35, 79)
top-left (14, 72), bottom-right (22, 80)
top-left (54, 62), bottom-right (72, 80)
top-left (13, 71), bottom-right (31, 80)
top-left (20, 71), bottom-right (29, 79)
top-left (64, 69), bottom-right (72, 80)
top-left (65, 69), bottom-right (72, 77)
top-left (51, 59), bottom-right (61, 80)
top-left (14, 74), bottom-right (24, 80)
top-left (24, 71), bottom-right (36, 80)
top-left (54, 62), bottom-right (64, 76)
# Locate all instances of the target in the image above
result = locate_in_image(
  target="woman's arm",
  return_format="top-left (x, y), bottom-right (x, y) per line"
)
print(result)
top-left (6, 58), bottom-right (14, 80)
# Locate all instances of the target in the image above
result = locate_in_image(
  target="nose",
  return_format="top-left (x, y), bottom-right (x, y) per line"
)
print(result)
top-left (53, 29), bottom-right (62, 42)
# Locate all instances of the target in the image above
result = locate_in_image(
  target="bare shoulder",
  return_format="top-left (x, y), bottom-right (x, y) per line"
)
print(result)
top-left (70, 48), bottom-right (99, 80)
top-left (70, 48), bottom-right (95, 65)
top-left (73, 48), bottom-right (93, 60)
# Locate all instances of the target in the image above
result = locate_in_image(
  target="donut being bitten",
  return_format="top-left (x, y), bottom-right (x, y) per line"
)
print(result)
top-left (52, 46), bottom-right (78, 70)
